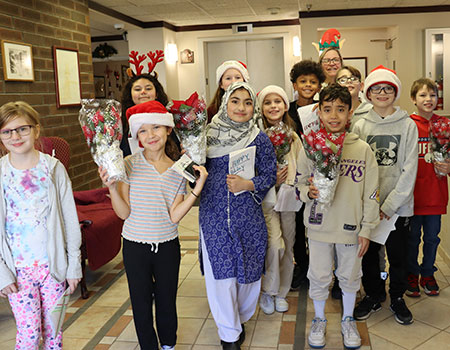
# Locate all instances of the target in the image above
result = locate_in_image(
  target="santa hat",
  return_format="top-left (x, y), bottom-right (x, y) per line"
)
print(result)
top-left (216, 60), bottom-right (250, 86)
top-left (257, 85), bottom-right (289, 109)
top-left (126, 100), bottom-right (174, 139)
top-left (364, 65), bottom-right (402, 101)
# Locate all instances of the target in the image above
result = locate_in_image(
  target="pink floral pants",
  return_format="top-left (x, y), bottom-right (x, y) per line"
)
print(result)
top-left (8, 265), bottom-right (66, 350)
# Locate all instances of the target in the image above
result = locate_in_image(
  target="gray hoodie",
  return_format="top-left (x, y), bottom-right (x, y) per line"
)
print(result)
top-left (350, 101), bottom-right (372, 131)
top-left (0, 153), bottom-right (82, 291)
top-left (353, 107), bottom-right (418, 217)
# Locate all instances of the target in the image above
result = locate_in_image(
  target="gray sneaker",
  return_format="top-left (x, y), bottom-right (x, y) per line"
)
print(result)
top-left (308, 317), bottom-right (327, 348)
top-left (341, 316), bottom-right (361, 349)
top-left (259, 293), bottom-right (275, 315)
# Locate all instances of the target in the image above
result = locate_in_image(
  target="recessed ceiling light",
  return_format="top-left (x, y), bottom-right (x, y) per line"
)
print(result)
top-left (267, 7), bottom-right (280, 15)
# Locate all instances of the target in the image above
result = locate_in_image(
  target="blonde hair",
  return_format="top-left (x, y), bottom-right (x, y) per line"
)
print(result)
top-left (0, 101), bottom-right (41, 129)
top-left (319, 47), bottom-right (343, 66)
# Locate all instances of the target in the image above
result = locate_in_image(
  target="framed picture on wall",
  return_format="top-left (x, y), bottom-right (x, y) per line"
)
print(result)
top-left (53, 46), bottom-right (82, 108)
top-left (94, 76), bottom-right (106, 98)
top-left (343, 57), bottom-right (368, 79)
top-left (1, 40), bottom-right (34, 81)
top-left (180, 49), bottom-right (194, 64)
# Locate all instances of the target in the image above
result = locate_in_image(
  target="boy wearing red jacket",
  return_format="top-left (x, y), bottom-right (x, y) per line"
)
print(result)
top-left (407, 78), bottom-right (450, 297)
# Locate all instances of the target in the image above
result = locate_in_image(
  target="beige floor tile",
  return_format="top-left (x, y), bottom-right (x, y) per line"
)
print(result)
top-left (241, 320), bottom-right (256, 347)
top-left (283, 314), bottom-right (297, 322)
top-left (251, 320), bottom-right (281, 347)
top-left (435, 285), bottom-right (450, 307)
top-left (369, 333), bottom-right (407, 350)
top-left (369, 318), bottom-right (440, 349)
top-left (64, 306), bottom-right (118, 339)
top-left (94, 274), bottom-right (130, 307)
top-left (177, 318), bottom-right (205, 344)
top-left (195, 318), bottom-right (220, 345)
top-left (0, 318), bottom-right (16, 343)
top-left (177, 296), bottom-right (210, 318)
top-left (181, 253), bottom-right (199, 265)
top-left (0, 339), bottom-right (15, 350)
top-left (109, 340), bottom-right (139, 349)
top-left (62, 337), bottom-right (91, 349)
top-left (185, 264), bottom-right (204, 279)
top-left (179, 264), bottom-right (195, 279)
top-left (414, 330), bottom-right (450, 350)
top-left (409, 297), bottom-right (450, 329)
top-left (177, 279), bottom-right (207, 297)
top-left (192, 345), bottom-right (221, 350)
top-left (365, 306), bottom-right (394, 328)
top-left (116, 320), bottom-right (138, 342)
top-left (249, 347), bottom-right (276, 350)
top-left (181, 240), bottom-right (200, 250)
top-left (175, 345), bottom-right (192, 350)
top-left (258, 307), bottom-right (283, 321)
top-left (278, 344), bottom-right (294, 350)
top-left (100, 335), bottom-right (116, 344)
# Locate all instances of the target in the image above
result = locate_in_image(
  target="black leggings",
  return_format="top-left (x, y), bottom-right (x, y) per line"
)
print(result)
top-left (123, 237), bottom-right (181, 350)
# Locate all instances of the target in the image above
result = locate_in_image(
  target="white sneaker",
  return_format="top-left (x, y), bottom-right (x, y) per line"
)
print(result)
top-left (341, 316), bottom-right (361, 349)
top-left (161, 346), bottom-right (174, 350)
top-left (275, 297), bottom-right (289, 312)
top-left (308, 317), bottom-right (327, 348)
top-left (259, 293), bottom-right (275, 314)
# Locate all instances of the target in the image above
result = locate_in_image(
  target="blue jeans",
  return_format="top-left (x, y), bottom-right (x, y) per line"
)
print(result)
top-left (407, 215), bottom-right (441, 277)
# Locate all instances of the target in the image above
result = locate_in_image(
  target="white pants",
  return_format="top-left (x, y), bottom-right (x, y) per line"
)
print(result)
top-left (307, 239), bottom-right (362, 301)
top-left (201, 230), bottom-right (261, 342)
top-left (261, 209), bottom-right (296, 298)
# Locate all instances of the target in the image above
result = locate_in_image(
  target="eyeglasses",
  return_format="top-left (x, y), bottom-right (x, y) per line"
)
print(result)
top-left (0, 125), bottom-right (33, 139)
top-left (337, 76), bottom-right (360, 85)
top-left (321, 58), bottom-right (341, 65)
top-left (369, 85), bottom-right (395, 94)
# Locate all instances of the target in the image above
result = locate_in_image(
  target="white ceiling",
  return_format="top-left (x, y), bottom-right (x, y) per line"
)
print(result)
top-left (89, 0), bottom-right (450, 36)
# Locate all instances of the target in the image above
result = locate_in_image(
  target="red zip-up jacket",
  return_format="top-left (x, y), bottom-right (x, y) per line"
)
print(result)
top-left (410, 113), bottom-right (449, 215)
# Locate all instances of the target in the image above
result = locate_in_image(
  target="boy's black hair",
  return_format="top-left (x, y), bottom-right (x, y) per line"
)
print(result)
top-left (319, 83), bottom-right (352, 110)
top-left (289, 60), bottom-right (325, 84)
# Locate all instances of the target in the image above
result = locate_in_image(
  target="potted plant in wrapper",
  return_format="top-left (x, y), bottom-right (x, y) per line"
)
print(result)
top-left (79, 99), bottom-right (126, 182)
top-left (299, 127), bottom-right (345, 206)
top-left (429, 114), bottom-right (450, 176)
top-left (167, 92), bottom-right (207, 165)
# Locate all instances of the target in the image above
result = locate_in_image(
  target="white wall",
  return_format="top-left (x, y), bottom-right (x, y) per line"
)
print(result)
top-left (300, 11), bottom-right (450, 113)
top-left (175, 24), bottom-right (301, 100)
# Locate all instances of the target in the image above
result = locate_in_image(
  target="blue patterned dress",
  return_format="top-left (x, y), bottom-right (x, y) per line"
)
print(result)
top-left (199, 132), bottom-right (277, 284)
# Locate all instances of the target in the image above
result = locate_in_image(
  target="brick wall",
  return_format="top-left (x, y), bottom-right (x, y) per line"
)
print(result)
top-left (0, 0), bottom-right (101, 190)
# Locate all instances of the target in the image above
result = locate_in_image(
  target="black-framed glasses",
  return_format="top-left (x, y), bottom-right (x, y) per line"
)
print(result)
top-left (321, 58), bottom-right (341, 64)
top-left (0, 125), bottom-right (33, 139)
top-left (337, 76), bottom-right (360, 85)
top-left (370, 85), bottom-right (395, 94)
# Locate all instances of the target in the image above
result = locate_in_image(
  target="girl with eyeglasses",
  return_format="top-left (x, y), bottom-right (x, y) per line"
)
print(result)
top-left (319, 48), bottom-right (343, 85)
top-left (336, 66), bottom-right (373, 129)
top-left (0, 101), bottom-right (82, 349)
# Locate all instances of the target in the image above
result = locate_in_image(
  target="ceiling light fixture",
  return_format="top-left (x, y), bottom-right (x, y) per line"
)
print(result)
top-left (267, 7), bottom-right (280, 15)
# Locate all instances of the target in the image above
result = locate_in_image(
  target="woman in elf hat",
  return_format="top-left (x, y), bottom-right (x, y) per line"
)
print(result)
top-left (99, 100), bottom-right (208, 350)
top-left (319, 47), bottom-right (343, 85)
top-left (207, 60), bottom-right (250, 122)
top-left (200, 82), bottom-right (277, 350)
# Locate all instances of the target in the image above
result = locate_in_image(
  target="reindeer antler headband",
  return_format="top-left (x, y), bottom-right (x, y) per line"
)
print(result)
top-left (127, 50), bottom-right (164, 78)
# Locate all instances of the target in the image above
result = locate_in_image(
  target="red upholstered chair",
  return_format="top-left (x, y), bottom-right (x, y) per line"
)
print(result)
top-left (39, 137), bottom-right (123, 299)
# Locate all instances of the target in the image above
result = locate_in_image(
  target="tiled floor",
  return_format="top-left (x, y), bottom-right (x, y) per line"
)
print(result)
top-left (1, 206), bottom-right (450, 349)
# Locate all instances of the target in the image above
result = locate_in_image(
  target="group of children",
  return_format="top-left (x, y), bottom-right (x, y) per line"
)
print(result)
top-left (0, 53), bottom-right (448, 350)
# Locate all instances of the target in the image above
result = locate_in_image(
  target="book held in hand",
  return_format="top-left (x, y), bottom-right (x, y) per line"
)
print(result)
top-left (173, 154), bottom-right (199, 183)
top-left (228, 146), bottom-right (256, 196)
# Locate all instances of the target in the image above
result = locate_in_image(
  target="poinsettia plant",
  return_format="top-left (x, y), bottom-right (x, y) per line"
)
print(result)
top-left (79, 99), bottom-right (126, 181)
top-left (265, 121), bottom-right (292, 168)
top-left (429, 115), bottom-right (450, 176)
top-left (167, 92), bottom-right (207, 164)
top-left (300, 127), bottom-right (346, 205)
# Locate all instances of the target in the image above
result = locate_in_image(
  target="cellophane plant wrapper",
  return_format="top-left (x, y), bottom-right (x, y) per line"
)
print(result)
top-left (429, 115), bottom-right (450, 177)
top-left (300, 128), bottom-right (345, 206)
top-left (167, 92), bottom-right (207, 165)
top-left (265, 121), bottom-right (292, 168)
top-left (79, 99), bottom-right (126, 182)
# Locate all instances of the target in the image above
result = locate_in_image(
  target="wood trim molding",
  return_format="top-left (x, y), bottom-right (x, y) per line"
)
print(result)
top-left (299, 5), bottom-right (450, 18)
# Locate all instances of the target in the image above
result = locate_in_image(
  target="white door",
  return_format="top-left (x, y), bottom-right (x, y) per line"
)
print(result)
top-left (205, 38), bottom-right (285, 102)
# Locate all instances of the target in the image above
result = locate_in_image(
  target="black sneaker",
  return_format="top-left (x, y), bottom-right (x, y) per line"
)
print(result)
top-left (331, 278), bottom-right (342, 299)
top-left (390, 297), bottom-right (413, 325)
top-left (291, 265), bottom-right (308, 290)
top-left (353, 295), bottom-right (382, 320)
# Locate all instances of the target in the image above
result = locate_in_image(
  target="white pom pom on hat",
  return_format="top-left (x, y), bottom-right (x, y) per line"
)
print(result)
top-left (363, 65), bottom-right (402, 102)
top-left (216, 60), bottom-right (250, 86)
top-left (126, 100), bottom-right (174, 139)
top-left (257, 85), bottom-right (290, 109)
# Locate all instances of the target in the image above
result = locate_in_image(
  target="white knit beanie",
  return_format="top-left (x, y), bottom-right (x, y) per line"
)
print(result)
top-left (364, 65), bottom-right (402, 101)
top-left (216, 60), bottom-right (250, 86)
top-left (257, 85), bottom-right (290, 109)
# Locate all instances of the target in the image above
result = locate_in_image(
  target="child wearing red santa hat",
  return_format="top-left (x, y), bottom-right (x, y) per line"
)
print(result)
top-left (99, 100), bottom-right (208, 350)
top-left (352, 65), bottom-right (418, 326)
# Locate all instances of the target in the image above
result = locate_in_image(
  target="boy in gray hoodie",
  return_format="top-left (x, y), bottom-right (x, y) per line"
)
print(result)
top-left (352, 65), bottom-right (418, 325)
